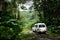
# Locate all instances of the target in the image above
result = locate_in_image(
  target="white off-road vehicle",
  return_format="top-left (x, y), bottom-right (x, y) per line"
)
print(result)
top-left (32, 23), bottom-right (47, 33)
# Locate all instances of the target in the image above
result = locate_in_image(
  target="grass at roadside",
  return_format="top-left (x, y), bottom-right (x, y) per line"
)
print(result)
top-left (46, 26), bottom-right (60, 38)
top-left (46, 30), bottom-right (60, 38)
top-left (19, 30), bottom-right (37, 40)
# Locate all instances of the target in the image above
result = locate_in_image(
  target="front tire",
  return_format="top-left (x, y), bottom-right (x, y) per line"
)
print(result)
top-left (38, 31), bottom-right (46, 34)
top-left (43, 31), bottom-right (46, 34)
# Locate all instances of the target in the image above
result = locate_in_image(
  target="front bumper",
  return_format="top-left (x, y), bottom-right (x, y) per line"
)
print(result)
top-left (36, 29), bottom-right (47, 32)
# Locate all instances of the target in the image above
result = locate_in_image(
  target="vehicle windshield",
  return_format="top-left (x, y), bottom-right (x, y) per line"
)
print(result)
top-left (39, 25), bottom-right (45, 27)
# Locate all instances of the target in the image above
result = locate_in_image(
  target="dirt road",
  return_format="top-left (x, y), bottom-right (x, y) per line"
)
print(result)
top-left (33, 32), bottom-right (60, 40)
top-left (22, 30), bottom-right (60, 40)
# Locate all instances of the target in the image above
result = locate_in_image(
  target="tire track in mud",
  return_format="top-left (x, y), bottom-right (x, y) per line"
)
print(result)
top-left (33, 32), bottom-right (60, 40)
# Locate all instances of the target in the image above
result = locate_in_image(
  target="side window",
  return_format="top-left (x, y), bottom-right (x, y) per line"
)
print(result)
top-left (39, 25), bottom-right (45, 27)
top-left (35, 25), bottom-right (38, 27)
top-left (39, 25), bottom-right (41, 27)
top-left (42, 25), bottom-right (45, 27)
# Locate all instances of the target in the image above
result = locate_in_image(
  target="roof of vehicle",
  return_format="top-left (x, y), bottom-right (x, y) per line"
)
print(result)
top-left (35, 23), bottom-right (46, 25)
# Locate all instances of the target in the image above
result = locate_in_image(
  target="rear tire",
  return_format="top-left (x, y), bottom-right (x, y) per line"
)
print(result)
top-left (38, 31), bottom-right (46, 34)
top-left (43, 31), bottom-right (46, 34)
top-left (33, 31), bottom-right (35, 32)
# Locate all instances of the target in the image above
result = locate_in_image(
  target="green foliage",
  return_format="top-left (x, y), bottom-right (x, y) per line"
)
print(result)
top-left (0, 0), bottom-right (22, 40)
top-left (21, 6), bottom-right (27, 10)
top-left (0, 16), bottom-right (22, 39)
top-left (47, 25), bottom-right (60, 37)
top-left (33, 0), bottom-right (60, 25)
top-left (0, 25), bottom-right (22, 40)
top-left (1, 0), bottom-right (60, 39)
top-left (33, 0), bottom-right (60, 35)
top-left (41, 0), bottom-right (60, 26)
top-left (20, 33), bottom-right (37, 40)
top-left (18, 0), bottom-right (28, 4)
top-left (48, 26), bottom-right (60, 34)
top-left (20, 11), bottom-right (39, 30)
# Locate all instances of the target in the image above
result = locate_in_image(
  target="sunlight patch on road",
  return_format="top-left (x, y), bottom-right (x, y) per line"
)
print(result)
top-left (21, 30), bottom-right (33, 34)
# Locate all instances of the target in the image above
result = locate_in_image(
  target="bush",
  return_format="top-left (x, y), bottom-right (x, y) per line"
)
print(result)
top-left (48, 25), bottom-right (60, 34)
top-left (0, 18), bottom-right (22, 40)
